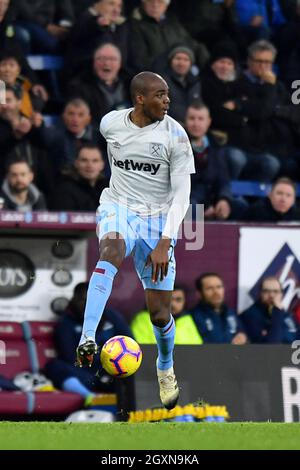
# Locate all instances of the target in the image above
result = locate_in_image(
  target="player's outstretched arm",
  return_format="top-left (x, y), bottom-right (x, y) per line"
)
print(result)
top-left (147, 174), bottom-right (191, 284)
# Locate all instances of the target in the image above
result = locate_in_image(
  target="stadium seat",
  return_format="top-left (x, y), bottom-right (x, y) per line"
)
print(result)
top-left (43, 114), bottom-right (59, 127)
top-left (23, 321), bottom-right (58, 371)
top-left (27, 55), bottom-right (64, 98)
top-left (27, 55), bottom-right (64, 71)
top-left (0, 340), bottom-right (31, 379)
top-left (0, 392), bottom-right (29, 415)
top-left (0, 322), bottom-right (24, 340)
top-left (33, 392), bottom-right (83, 415)
top-left (231, 180), bottom-right (300, 197)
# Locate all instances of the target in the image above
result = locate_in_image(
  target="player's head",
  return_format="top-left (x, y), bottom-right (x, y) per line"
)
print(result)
top-left (62, 98), bottom-right (91, 135)
top-left (171, 284), bottom-right (186, 317)
top-left (268, 177), bottom-right (296, 214)
top-left (5, 157), bottom-right (34, 194)
top-left (75, 144), bottom-right (105, 184)
top-left (130, 71), bottom-right (170, 122)
top-left (185, 101), bottom-right (211, 139)
top-left (260, 277), bottom-right (282, 308)
top-left (195, 273), bottom-right (225, 311)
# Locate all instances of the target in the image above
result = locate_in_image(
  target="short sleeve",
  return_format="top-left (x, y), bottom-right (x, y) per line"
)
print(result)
top-left (170, 125), bottom-right (195, 175)
top-left (99, 110), bottom-right (118, 139)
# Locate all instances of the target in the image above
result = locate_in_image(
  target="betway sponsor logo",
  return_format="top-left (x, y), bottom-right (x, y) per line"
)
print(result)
top-left (113, 157), bottom-right (160, 175)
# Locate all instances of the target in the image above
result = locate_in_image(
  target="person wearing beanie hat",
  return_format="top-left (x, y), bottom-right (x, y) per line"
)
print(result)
top-left (168, 45), bottom-right (195, 64)
top-left (210, 41), bottom-right (239, 67)
top-left (130, 0), bottom-right (209, 72)
top-left (161, 44), bottom-right (201, 124)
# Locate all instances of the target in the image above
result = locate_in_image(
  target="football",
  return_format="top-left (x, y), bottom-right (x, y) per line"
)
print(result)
top-left (100, 335), bottom-right (142, 378)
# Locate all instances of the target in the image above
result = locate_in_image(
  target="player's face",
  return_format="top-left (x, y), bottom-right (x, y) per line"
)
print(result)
top-left (143, 0), bottom-right (168, 21)
top-left (0, 58), bottom-right (21, 85)
top-left (200, 276), bottom-right (225, 309)
top-left (8, 163), bottom-right (33, 193)
top-left (211, 58), bottom-right (235, 82)
top-left (185, 107), bottom-right (211, 139)
top-left (63, 104), bottom-right (91, 134)
top-left (141, 81), bottom-right (170, 122)
top-left (94, 46), bottom-right (121, 83)
top-left (260, 279), bottom-right (282, 307)
top-left (75, 149), bottom-right (105, 182)
top-left (269, 183), bottom-right (295, 214)
top-left (171, 289), bottom-right (185, 316)
top-left (171, 53), bottom-right (192, 77)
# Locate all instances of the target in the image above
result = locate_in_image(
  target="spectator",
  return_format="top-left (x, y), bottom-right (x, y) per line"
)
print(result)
top-left (130, 0), bottom-right (209, 72)
top-left (185, 101), bottom-right (246, 221)
top-left (161, 45), bottom-right (201, 124)
top-left (131, 285), bottom-right (203, 344)
top-left (245, 177), bottom-right (300, 222)
top-left (68, 0), bottom-right (132, 76)
top-left (201, 40), bottom-right (282, 182)
top-left (172, 0), bottom-right (240, 51)
top-left (0, 49), bottom-right (48, 119)
top-left (0, 157), bottom-right (47, 211)
top-left (224, 40), bottom-right (298, 180)
top-left (13, 0), bottom-right (74, 54)
top-left (0, 0), bottom-right (17, 50)
top-left (190, 273), bottom-right (247, 344)
top-left (68, 43), bottom-right (130, 123)
top-left (0, 85), bottom-right (52, 195)
top-left (240, 276), bottom-right (299, 343)
top-left (235, 0), bottom-right (286, 44)
top-left (50, 144), bottom-right (109, 212)
top-left (45, 282), bottom-right (133, 402)
top-left (41, 98), bottom-right (104, 172)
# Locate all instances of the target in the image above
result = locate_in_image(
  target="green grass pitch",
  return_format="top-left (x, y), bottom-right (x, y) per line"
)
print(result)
top-left (0, 422), bottom-right (300, 450)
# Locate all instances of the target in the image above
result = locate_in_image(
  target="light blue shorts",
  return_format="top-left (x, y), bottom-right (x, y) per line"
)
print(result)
top-left (96, 202), bottom-right (176, 291)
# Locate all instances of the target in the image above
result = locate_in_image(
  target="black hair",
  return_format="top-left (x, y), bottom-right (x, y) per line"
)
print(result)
top-left (195, 272), bottom-right (223, 292)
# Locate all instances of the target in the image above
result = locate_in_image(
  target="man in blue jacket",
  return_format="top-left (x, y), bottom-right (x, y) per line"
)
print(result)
top-left (240, 276), bottom-right (299, 343)
top-left (45, 282), bottom-right (133, 404)
top-left (190, 272), bottom-right (247, 344)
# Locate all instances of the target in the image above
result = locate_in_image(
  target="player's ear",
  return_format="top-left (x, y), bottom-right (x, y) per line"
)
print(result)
top-left (135, 94), bottom-right (145, 105)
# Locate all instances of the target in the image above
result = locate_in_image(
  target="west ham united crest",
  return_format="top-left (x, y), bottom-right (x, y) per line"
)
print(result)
top-left (149, 143), bottom-right (163, 158)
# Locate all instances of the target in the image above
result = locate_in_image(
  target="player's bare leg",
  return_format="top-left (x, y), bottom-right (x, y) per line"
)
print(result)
top-left (146, 289), bottom-right (179, 410)
top-left (76, 234), bottom-right (126, 367)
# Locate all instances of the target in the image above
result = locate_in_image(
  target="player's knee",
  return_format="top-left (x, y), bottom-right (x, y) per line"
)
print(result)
top-left (150, 307), bottom-right (170, 327)
top-left (99, 243), bottom-right (124, 269)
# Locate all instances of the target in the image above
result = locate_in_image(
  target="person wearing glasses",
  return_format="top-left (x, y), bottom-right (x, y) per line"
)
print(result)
top-left (224, 39), bottom-right (298, 181)
top-left (240, 277), bottom-right (299, 344)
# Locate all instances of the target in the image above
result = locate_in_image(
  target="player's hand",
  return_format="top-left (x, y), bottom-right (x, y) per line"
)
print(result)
top-left (146, 237), bottom-right (171, 284)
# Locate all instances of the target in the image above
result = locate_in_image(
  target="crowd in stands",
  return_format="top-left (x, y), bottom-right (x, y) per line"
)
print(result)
top-left (0, 0), bottom-right (299, 219)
